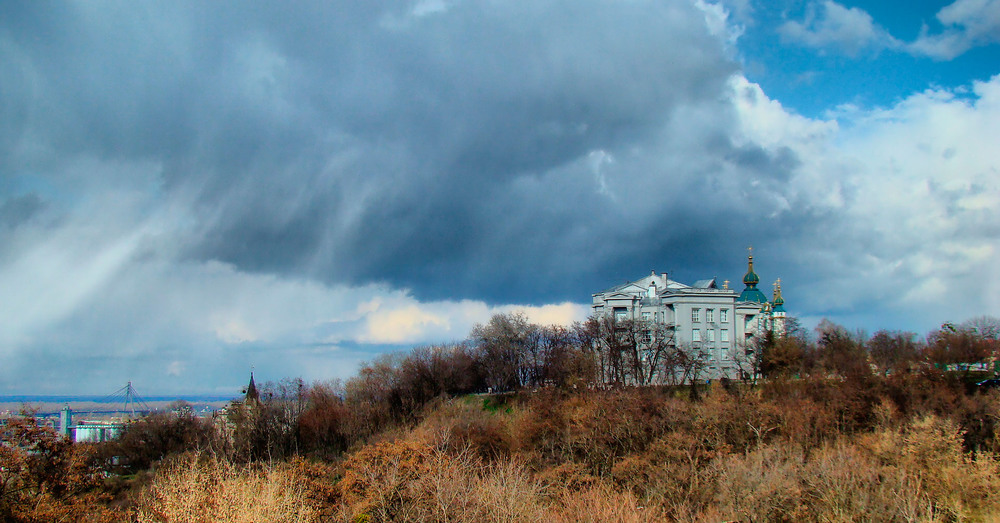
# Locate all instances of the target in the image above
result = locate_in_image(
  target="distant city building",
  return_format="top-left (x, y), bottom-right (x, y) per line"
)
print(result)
top-left (591, 249), bottom-right (787, 381)
top-left (53, 406), bottom-right (128, 443)
top-left (59, 405), bottom-right (72, 438)
top-left (73, 419), bottom-right (124, 442)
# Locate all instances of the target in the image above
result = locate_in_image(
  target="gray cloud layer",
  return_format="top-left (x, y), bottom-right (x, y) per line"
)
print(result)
top-left (3, 1), bottom-right (782, 303)
top-left (2, 1), bottom-right (998, 393)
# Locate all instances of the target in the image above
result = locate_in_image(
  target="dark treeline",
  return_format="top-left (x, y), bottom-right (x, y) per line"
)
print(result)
top-left (111, 313), bottom-right (1000, 465)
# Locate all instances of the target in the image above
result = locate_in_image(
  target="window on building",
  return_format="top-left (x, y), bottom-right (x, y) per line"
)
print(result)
top-left (722, 347), bottom-right (731, 360)
top-left (692, 329), bottom-right (701, 342)
top-left (720, 309), bottom-right (729, 323)
top-left (641, 330), bottom-right (652, 344)
top-left (614, 307), bottom-right (627, 321)
top-left (706, 309), bottom-right (714, 323)
top-left (708, 329), bottom-right (716, 342)
top-left (692, 308), bottom-right (700, 322)
top-left (642, 311), bottom-right (651, 321)
top-left (721, 329), bottom-right (730, 342)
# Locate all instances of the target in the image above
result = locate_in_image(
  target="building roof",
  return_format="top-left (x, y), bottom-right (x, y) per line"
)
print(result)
top-left (739, 287), bottom-right (768, 303)
top-left (595, 271), bottom-right (674, 295)
top-left (595, 272), bottom-right (734, 299)
top-left (692, 278), bottom-right (717, 289)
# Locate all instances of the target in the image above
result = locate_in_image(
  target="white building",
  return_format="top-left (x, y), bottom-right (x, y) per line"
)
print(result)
top-left (591, 250), bottom-right (786, 381)
top-left (72, 419), bottom-right (125, 442)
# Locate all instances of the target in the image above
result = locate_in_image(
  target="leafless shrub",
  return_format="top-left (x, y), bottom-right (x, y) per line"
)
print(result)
top-left (135, 453), bottom-right (315, 523)
top-left (714, 444), bottom-right (809, 522)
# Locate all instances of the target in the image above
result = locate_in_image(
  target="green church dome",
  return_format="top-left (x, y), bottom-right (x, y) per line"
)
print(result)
top-left (739, 250), bottom-right (767, 303)
top-left (772, 279), bottom-right (786, 313)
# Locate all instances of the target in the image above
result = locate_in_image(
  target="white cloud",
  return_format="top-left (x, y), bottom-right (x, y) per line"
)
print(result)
top-left (166, 361), bottom-right (185, 377)
top-left (3, 2), bottom-right (999, 396)
top-left (729, 74), bottom-right (1000, 325)
top-left (509, 303), bottom-right (591, 328)
top-left (909, 0), bottom-right (1000, 59)
top-left (777, 0), bottom-right (1000, 60)
top-left (359, 304), bottom-right (450, 344)
top-left (355, 298), bottom-right (589, 345)
top-left (696, 0), bottom-right (745, 48)
top-left (779, 1), bottom-right (901, 56)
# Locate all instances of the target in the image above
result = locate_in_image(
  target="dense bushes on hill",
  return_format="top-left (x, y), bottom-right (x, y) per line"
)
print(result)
top-left (109, 410), bottom-right (216, 473)
top-left (6, 378), bottom-right (1000, 521)
top-left (4, 314), bottom-right (1000, 521)
top-left (137, 385), bottom-right (998, 522)
top-left (325, 390), bottom-right (1000, 522)
top-left (0, 415), bottom-right (126, 522)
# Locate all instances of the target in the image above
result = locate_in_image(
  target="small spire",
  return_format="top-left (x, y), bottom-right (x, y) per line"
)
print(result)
top-left (772, 278), bottom-right (785, 312)
top-left (742, 246), bottom-right (760, 287)
top-left (245, 371), bottom-right (260, 403)
top-left (739, 245), bottom-right (767, 303)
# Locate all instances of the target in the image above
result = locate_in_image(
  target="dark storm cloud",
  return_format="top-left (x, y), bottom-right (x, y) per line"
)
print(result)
top-left (6, 1), bottom-right (999, 395)
top-left (0, 1), bottom-right (803, 306)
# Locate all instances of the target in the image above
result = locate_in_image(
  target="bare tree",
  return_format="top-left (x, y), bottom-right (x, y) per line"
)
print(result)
top-left (588, 314), bottom-right (629, 386)
top-left (962, 315), bottom-right (1000, 341)
top-left (586, 314), bottom-right (677, 386)
top-left (814, 320), bottom-right (870, 380)
top-left (925, 323), bottom-right (998, 376)
top-left (633, 320), bottom-right (677, 386)
top-left (471, 312), bottom-right (531, 391)
top-left (662, 344), bottom-right (708, 386)
top-left (572, 319), bottom-right (604, 387)
top-left (866, 329), bottom-right (920, 376)
top-left (732, 337), bottom-right (763, 384)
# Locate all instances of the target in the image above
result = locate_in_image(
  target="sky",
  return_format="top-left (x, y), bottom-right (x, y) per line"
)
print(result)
top-left (2, 0), bottom-right (999, 394)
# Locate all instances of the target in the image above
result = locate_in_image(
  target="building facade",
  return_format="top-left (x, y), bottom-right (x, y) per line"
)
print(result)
top-left (591, 251), bottom-right (786, 381)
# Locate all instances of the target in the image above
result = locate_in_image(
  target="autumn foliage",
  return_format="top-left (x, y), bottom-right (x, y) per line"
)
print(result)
top-left (4, 314), bottom-right (1000, 521)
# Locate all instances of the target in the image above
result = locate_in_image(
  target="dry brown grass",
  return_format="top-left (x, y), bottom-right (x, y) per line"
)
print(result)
top-left (129, 393), bottom-right (1000, 523)
top-left (859, 414), bottom-right (1000, 521)
top-left (709, 414), bottom-right (1000, 522)
top-left (335, 422), bottom-right (666, 522)
top-left (337, 428), bottom-right (548, 522)
top-left (135, 453), bottom-right (315, 523)
top-left (550, 484), bottom-right (668, 523)
top-left (331, 395), bottom-right (1000, 522)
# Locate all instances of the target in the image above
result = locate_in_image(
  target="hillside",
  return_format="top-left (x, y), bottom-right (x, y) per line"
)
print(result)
top-left (3, 315), bottom-right (1000, 521)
